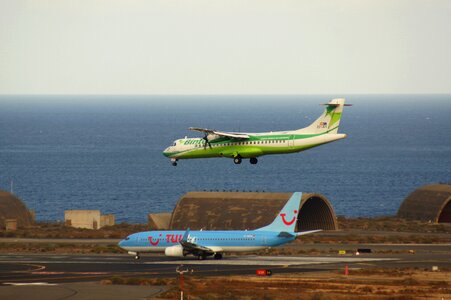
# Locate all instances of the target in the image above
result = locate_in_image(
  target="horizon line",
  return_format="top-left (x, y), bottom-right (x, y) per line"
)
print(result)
top-left (1, 93), bottom-right (451, 97)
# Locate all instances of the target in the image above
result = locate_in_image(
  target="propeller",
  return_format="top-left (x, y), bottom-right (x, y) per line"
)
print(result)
top-left (202, 133), bottom-right (212, 149)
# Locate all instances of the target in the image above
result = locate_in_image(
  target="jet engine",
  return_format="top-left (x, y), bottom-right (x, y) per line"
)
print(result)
top-left (164, 245), bottom-right (185, 257)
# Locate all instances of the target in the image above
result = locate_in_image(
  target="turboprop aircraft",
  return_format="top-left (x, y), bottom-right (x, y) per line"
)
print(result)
top-left (118, 192), bottom-right (320, 260)
top-left (163, 98), bottom-right (351, 165)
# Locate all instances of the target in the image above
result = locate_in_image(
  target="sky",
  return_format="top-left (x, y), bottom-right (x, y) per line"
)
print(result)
top-left (0, 0), bottom-right (450, 95)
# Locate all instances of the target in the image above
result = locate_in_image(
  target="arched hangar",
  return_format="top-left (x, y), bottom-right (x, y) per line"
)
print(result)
top-left (397, 184), bottom-right (451, 223)
top-left (0, 190), bottom-right (34, 229)
top-left (168, 191), bottom-right (338, 231)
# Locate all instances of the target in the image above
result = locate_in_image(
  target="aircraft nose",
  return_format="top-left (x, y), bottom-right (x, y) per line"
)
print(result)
top-left (163, 147), bottom-right (171, 157)
top-left (118, 239), bottom-right (125, 248)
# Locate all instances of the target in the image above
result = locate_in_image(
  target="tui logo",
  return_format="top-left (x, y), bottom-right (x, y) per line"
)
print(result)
top-left (280, 210), bottom-right (298, 226)
top-left (148, 234), bottom-right (162, 246)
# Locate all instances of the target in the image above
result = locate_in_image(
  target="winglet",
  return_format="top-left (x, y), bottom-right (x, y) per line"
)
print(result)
top-left (181, 228), bottom-right (190, 242)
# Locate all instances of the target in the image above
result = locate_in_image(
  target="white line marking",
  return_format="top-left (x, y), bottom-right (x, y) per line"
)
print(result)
top-left (3, 282), bottom-right (58, 286)
top-left (145, 256), bottom-right (398, 266)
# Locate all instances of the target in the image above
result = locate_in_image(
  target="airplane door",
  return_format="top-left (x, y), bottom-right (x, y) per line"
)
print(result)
top-left (288, 135), bottom-right (295, 148)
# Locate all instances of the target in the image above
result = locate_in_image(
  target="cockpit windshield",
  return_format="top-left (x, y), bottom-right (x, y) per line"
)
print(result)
top-left (172, 142), bottom-right (176, 146)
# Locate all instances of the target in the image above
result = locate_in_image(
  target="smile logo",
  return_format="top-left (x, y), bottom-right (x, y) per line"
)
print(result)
top-left (280, 210), bottom-right (298, 226)
top-left (148, 234), bottom-right (162, 246)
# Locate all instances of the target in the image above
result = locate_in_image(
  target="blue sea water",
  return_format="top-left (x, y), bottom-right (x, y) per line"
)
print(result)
top-left (0, 95), bottom-right (450, 223)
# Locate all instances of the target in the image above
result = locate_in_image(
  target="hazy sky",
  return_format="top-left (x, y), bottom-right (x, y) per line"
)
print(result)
top-left (1, 0), bottom-right (450, 95)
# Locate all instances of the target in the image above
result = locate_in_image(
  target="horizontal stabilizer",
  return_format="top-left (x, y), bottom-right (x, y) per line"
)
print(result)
top-left (295, 229), bottom-right (322, 237)
top-left (320, 103), bottom-right (353, 107)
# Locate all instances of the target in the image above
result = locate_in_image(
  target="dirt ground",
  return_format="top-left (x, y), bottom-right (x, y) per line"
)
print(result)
top-left (147, 268), bottom-right (451, 300)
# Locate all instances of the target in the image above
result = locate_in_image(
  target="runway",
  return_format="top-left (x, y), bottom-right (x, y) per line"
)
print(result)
top-left (0, 254), bottom-right (353, 284)
top-left (1, 250), bottom-right (450, 285)
top-left (0, 250), bottom-right (450, 300)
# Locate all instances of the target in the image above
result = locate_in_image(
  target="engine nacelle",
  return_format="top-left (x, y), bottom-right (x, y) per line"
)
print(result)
top-left (164, 245), bottom-right (185, 257)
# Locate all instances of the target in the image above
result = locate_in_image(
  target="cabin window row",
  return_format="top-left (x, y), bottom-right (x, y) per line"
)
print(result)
top-left (195, 237), bottom-right (256, 241)
top-left (142, 237), bottom-right (256, 241)
top-left (194, 140), bottom-right (286, 148)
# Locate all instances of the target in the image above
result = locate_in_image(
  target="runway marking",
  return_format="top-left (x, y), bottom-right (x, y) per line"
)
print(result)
top-left (0, 256), bottom-right (398, 267)
top-left (31, 272), bottom-right (110, 275)
top-left (145, 256), bottom-right (398, 266)
top-left (3, 282), bottom-right (58, 286)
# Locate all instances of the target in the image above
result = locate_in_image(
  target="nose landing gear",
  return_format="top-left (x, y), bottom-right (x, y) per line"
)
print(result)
top-left (171, 158), bottom-right (178, 166)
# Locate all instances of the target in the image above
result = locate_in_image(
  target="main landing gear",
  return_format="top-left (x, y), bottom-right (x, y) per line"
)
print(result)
top-left (233, 156), bottom-right (258, 165)
top-left (196, 253), bottom-right (222, 260)
top-left (197, 254), bottom-right (208, 260)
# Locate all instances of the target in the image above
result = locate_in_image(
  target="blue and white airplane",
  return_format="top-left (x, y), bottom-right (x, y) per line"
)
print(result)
top-left (118, 192), bottom-right (321, 260)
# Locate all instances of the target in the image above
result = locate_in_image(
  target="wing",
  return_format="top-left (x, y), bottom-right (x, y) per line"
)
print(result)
top-left (179, 228), bottom-right (218, 257)
top-left (180, 240), bottom-right (215, 256)
top-left (189, 127), bottom-right (249, 139)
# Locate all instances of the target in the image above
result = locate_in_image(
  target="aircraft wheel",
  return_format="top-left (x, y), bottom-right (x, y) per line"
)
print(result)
top-left (134, 254), bottom-right (140, 260)
top-left (172, 162), bottom-right (177, 166)
top-left (233, 157), bottom-right (242, 164)
top-left (250, 157), bottom-right (258, 164)
top-left (214, 253), bottom-right (223, 260)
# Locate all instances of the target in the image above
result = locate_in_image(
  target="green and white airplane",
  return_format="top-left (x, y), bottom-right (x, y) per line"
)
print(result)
top-left (163, 98), bottom-right (351, 166)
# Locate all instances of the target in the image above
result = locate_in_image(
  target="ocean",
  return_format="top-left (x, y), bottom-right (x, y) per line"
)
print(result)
top-left (1, 95), bottom-right (450, 223)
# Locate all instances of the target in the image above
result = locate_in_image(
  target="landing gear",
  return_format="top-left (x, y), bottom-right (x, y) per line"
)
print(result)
top-left (172, 162), bottom-right (177, 166)
top-left (214, 253), bottom-right (223, 260)
top-left (233, 157), bottom-right (242, 164)
top-left (249, 157), bottom-right (258, 165)
top-left (198, 254), bottom-right (207, 260)
top-left (171, 158), bottom-right (178, 166)
top-left (128, 251), bottom-right (140, 260)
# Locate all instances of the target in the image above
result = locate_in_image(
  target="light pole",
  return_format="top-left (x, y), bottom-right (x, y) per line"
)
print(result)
top-left (176, 264), bottom-right (192, 300)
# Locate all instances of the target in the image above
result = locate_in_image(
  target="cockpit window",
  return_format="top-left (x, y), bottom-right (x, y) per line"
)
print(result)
top-left (172, 142), bottom-right (176, 146)
top-left (125, 237), bottom-right (130, 240)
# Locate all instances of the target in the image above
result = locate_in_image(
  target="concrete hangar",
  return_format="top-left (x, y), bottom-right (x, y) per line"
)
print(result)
top-left (149, 191), bottom-right (339, 231)
top-left (0, 190), bottom-right (34, 230)
top-left (398, 184), bottom-right (451, 223)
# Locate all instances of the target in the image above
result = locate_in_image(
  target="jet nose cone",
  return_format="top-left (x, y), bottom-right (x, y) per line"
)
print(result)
top-left (118, 239), bottom-right (125, 248)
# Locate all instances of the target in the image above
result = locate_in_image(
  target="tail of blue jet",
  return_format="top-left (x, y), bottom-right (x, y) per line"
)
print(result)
top-left (118, 192), bottom-right (321, 260)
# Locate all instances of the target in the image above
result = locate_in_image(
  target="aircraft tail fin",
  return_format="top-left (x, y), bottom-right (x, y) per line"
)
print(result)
top-left (256, 192), bottom-right (302, 232)
top-left (298, 98), bottom-right (351, 134)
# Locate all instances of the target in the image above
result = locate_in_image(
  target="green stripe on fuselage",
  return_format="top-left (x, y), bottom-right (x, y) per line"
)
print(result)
top-left (165, 126), bottom-right (339, 159)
